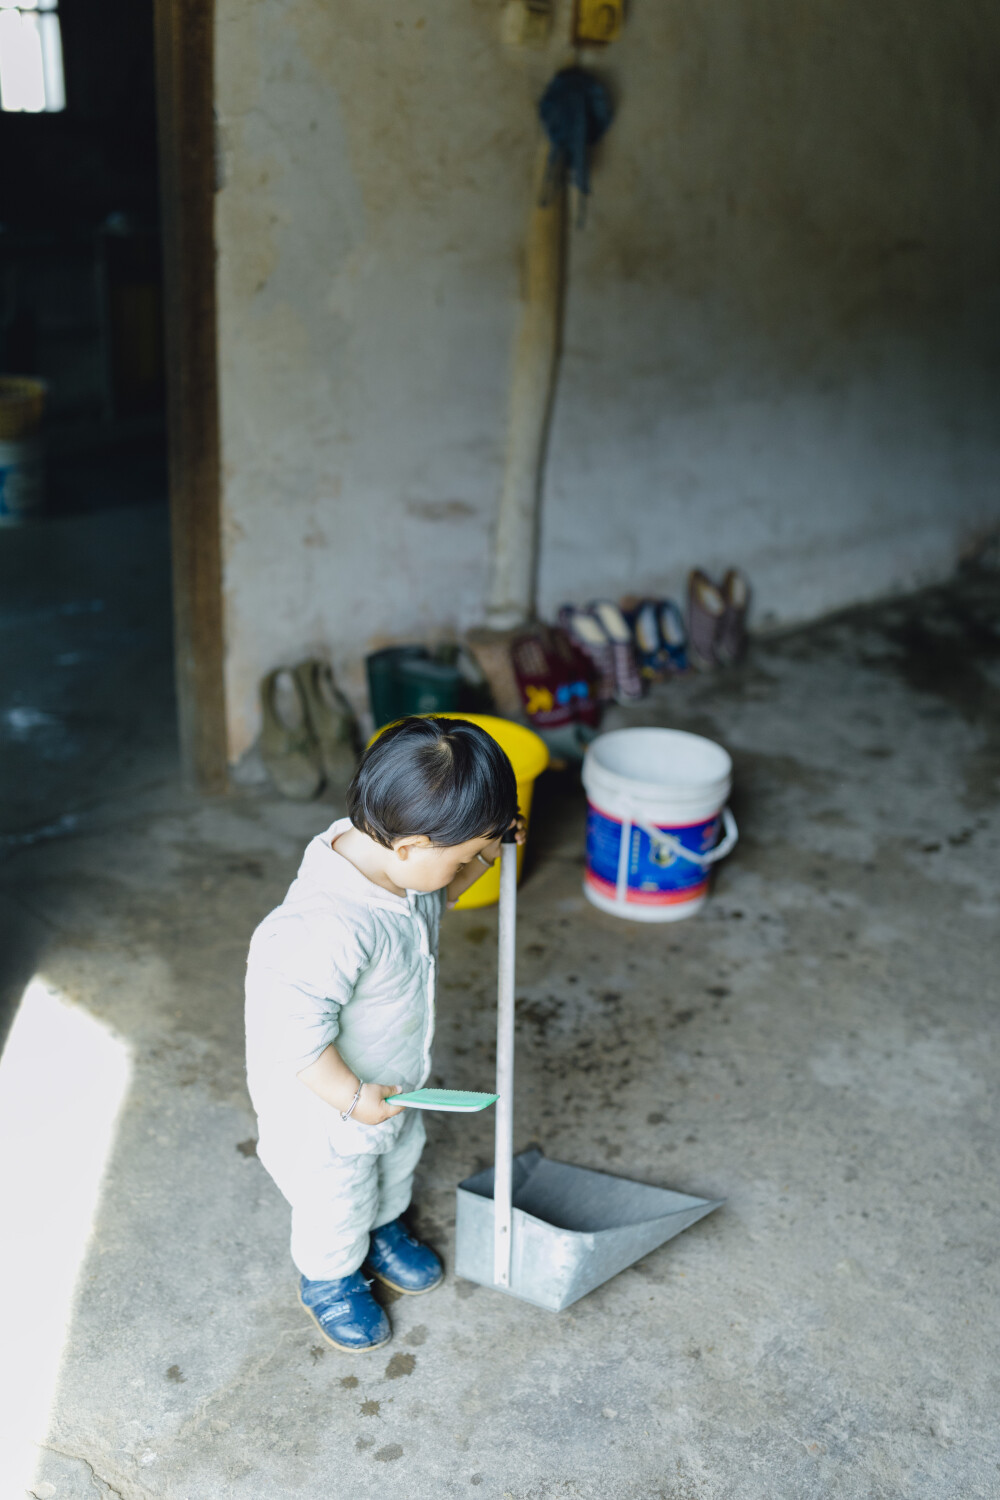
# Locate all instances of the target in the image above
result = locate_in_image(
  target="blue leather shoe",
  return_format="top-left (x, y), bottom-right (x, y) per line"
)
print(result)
top-left (365, 1216), bottom-right (444, 1295)
top-left (298, 1270), bottom-right (392, 1352)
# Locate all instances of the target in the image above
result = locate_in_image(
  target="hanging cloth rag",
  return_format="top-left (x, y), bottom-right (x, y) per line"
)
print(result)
top-left (538, 66), bottom-right (614, 209)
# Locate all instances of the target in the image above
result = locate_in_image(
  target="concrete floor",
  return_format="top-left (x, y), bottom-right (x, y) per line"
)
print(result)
top-left (2, 507), bottom-right (999, 1500)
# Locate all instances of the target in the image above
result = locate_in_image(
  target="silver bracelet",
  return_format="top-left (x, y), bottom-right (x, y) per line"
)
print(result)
top-left (475, 852), bottom-right (495, 869)
top-left (341, 1081), bottom-right (364, 1121)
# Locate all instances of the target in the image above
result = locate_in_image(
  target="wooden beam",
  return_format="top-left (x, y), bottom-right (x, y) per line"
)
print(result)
top-left (487, 142), bottom-right (567, 630)
top-left (154, 0), bottom-right (227, 792)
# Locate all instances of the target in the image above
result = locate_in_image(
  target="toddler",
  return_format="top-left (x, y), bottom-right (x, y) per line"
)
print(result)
top-left (245, 715), bottom-right (521, 1351)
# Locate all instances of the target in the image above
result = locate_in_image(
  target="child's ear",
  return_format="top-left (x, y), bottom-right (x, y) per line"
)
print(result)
top-left (393, 835), bottom-right (431, 861)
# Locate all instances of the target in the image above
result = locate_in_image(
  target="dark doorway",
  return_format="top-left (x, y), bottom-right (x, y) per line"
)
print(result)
top-left (1, 0), bottom-right (227, 847)
top-left (0, 0), bottom-right (177, 868)
top-left (1, 0), bottom-right (168, 511)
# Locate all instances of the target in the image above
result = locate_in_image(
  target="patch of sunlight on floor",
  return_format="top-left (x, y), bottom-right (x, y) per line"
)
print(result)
top-left (0, 976), bottom-right (132, 1493)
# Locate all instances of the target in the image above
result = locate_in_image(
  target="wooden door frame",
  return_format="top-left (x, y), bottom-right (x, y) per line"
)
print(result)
top-left (153, 0), bottom-right (228, 792)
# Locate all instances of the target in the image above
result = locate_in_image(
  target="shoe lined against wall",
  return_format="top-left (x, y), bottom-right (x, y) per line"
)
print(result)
top-left (620, 596), bottom-right (689, 680)
top-left (715, 569), bottom-right (751, 665)
top-left (558, 605), bottom-right (617, 703)
top-left (657, 599), bottom-right (689, 674)
top-left (558, 603), bottom-right (645, 704)
top-left (589, 600), bottom-right (644, 702)
top-left (686, 570), bottom-right (727, 670)
top-left (686, 568), bottom-right (752, 669)
top-left (260, 657), bottom-right (360, 800)
top-left (622, 598), bottom-right (663, 679)
top-left (259, 667), bottom-right (325, 801)
top-left (294, 658), bottom-right (361, 785)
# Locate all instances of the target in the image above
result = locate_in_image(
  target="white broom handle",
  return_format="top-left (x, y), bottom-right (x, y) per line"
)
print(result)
top-left (493, 833), bottom-right (518, 1287)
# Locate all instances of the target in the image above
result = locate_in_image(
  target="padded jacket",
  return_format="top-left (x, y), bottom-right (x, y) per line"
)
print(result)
top-left (245, 817), bottom-right (443, 1159)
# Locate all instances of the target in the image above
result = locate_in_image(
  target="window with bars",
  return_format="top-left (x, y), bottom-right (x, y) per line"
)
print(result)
top-left (0, 0), bottom-right (65, 113)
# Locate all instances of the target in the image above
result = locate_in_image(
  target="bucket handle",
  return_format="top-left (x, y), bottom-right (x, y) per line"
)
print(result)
top-left (636, 806), bottom-right (739, 870)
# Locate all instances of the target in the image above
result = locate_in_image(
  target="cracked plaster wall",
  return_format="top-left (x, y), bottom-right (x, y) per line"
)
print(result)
top-left (214, 0), bottom-right (1000, 760)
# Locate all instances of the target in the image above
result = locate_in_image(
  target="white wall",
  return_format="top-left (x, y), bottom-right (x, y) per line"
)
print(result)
top-left (215, 0), bottom-right (1000, 761)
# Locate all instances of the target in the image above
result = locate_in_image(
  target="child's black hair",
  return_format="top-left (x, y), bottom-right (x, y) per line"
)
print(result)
top-left (347, 717), bottom-right (518, 849)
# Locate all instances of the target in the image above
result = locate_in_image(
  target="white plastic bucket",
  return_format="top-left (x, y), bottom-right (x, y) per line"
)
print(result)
top-left (581, 728), bottom-right (738, 923)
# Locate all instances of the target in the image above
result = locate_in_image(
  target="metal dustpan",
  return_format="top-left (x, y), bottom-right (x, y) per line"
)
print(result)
top-left (455, 834), bottom-right (722, 1313)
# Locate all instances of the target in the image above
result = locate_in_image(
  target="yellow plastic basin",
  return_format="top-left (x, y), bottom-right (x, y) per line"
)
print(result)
top-left (370, 713), bottom-right (549, 909)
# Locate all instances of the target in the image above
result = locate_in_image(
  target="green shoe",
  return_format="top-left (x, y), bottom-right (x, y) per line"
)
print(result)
top-left (259, 668), bottom-right (324, 800)
top-left (294, 658), bottom-right (360, 785)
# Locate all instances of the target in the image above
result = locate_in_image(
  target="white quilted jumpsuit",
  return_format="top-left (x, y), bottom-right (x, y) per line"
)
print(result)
top-left (245, 818), bottom-right (443, 1280)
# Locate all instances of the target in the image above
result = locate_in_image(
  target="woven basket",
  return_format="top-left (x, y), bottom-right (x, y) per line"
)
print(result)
top-left (0, 377), bottom-right (46, 441)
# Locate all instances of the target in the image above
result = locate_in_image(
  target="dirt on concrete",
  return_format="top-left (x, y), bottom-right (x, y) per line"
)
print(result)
top-left (2, 519), bottom-right (998, 1499)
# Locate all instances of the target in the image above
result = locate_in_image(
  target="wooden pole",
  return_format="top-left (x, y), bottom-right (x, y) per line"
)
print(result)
top-left (487, 141), bottom-right (567, 630)
top-left (153, 0), bottom-right (227, 792)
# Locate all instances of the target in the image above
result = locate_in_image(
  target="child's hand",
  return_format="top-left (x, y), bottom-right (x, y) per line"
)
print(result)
top-left (478, 814), bottom-right (528, 867)
top-left (444, 814), bottom-right (528, 910)
top-left (352, 1083), bottom-right (405, 1126)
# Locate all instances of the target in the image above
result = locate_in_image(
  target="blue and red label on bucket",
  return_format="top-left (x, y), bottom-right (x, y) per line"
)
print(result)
top-left (585, 804), bottom-right (721, 909)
